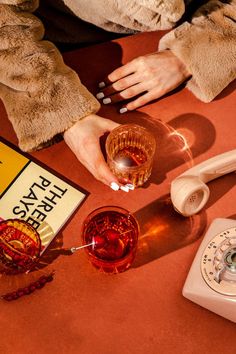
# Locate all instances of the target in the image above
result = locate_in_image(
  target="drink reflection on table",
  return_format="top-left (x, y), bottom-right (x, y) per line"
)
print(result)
top-left (133, 195), bottom-right (207, 268)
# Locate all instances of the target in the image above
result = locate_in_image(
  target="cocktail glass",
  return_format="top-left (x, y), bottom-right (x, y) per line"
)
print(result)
top-left (82, 206), bottom-right (139, 274)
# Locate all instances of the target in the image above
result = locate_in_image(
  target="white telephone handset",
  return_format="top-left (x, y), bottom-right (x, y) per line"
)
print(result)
top-left (171, 150), bottom-right (236, 216)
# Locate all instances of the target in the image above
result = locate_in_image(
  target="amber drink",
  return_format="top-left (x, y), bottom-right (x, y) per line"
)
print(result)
top-left (106, 124), bottom-right (156, 187)
top-left (82, 206), bottom-right (139, 273)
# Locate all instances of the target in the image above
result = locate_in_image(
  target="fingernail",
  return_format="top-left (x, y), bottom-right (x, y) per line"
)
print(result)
top-left (110, 182), bottom-right (119, 191)
top-left (96, 92), bottom-right (105, 99)
top-left (103, 98), bottom-right (111, 104)
top-left (125, 183), bottom-right (135, 190)
top-left (98, 81), bottom-right (106, 88)
top-left (119, 107), bottom-right (128, 114)
top-left (120, 185), bottom-right (129, 193)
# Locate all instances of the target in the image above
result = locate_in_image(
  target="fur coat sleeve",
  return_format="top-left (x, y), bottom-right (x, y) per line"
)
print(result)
top-left (64, 0), bottom-right (185, 33)
top-left (53, 0), bottom-right (236, 103)
top-left (159, 0), bottom-right (236, 102)
top-left (0, 0), bottom-right (100, 152)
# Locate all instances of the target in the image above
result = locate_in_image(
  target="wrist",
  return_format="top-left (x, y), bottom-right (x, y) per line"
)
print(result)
top-left (181, 63), bottom-right (191, 80)
top-left (64, 113), bottom-right (97, 137)
top-left (164, 49), bottom-right (191, 79)
top-left (176, 55), bottom-right (191, 79)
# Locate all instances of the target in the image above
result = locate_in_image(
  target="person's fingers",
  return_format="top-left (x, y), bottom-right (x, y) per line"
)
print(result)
top-left (107, 61), bottom-right (138, 83)
top-left (119, 74), bottom-right (186, 111)
top-left (122, 79), bottom-right (181, 111)
top-left (77, 138), bottom-right (118, 186)
top-left (98, 56), bottom-right (147, 90)
top-left (98, 60), bottom-right (136, 88)
top-left (103, 83), bottom-right (148, 104)
top-left (97, 74), bottom-right (140, 98)
top-left (64, 115), bottom-right (135, 190)
top-left (120, 88), bottom-right (162, 111)
top-left (97, 51), bottom-right (191, 112)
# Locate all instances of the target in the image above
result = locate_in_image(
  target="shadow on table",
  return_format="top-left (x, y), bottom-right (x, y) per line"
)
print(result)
top-left (151, 111), bottom-right (217, 185)
top-left (133, 194), bottom-right (207, 268)
top-left (0, 232), bottom-right (68, 296)
top-left (204, 173), bottom-right (236, 210)
top-left (37, 148), bottom-right (235, 272)
top-left (214, 79), bottom-right (236, 101)
top-left (36, 232), bottom-right (72, 270)
top-left (64, 40), bottom-right (124, 94)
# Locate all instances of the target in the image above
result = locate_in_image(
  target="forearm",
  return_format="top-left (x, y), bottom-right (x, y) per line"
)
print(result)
top-left (0, 1), bottom-right (100, 151)
top-left (159, 0), bottom-right (236, 102)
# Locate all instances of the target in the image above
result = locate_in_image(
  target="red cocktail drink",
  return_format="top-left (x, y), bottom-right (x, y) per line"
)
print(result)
top-left (82, 206), bottom-right (139, 273)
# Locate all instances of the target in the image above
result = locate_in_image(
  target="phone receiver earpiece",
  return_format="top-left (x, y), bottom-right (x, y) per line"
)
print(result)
top-left (171, 176), bottom-right (210, 217)
top-left (170, 149), bottom-right (236, 217)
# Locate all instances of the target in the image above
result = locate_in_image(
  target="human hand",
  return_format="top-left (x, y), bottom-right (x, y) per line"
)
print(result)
top-left (96, 50), bottom-right (191, 111)
top-left (64, 114), bottom-right (129, 191)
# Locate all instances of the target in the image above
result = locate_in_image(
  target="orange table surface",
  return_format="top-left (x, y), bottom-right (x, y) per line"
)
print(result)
top-left (0, 31), bottom-right (236, 354)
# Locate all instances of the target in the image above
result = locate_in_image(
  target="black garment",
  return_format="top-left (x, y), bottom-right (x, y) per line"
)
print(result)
top-left (36, 0), bottom-right (128, 52)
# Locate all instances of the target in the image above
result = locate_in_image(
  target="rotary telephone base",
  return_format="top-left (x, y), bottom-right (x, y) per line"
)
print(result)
top-left (183, 218), bottom-right (236, 323)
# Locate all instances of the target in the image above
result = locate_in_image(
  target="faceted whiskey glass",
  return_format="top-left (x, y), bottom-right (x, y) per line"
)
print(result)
top-left (106, 124), bottom-right (156, 187)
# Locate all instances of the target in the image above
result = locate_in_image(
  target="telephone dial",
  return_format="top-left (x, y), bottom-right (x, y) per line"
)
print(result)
top-left (183, 218), bottom-right (236, 323)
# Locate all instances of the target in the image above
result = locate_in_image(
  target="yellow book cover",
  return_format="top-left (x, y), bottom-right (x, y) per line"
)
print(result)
top-left (0, 137), bottom-right (88, 254)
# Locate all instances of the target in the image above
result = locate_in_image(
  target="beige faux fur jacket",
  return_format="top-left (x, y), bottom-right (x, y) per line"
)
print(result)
top-left (0, 0), bottom-right (236, 151)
